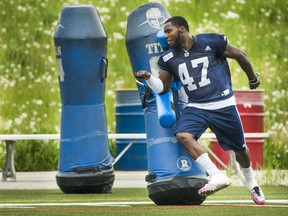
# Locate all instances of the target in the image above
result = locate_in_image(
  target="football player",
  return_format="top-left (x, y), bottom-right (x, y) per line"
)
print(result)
top-left (134, 16), bottom-right (264, 205)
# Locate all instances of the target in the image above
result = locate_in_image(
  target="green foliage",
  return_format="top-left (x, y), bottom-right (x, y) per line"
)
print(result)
top-left (0, 0), bottom-right (287, 170)
top-left (15, 140), bottom-right (59, 171)
top-left (265, 138), bottom-right (288, 169)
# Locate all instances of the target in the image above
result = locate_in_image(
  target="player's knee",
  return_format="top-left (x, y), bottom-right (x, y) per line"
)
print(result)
top-left (176, 132), bottom-right (195, 143)
top-left (176, 133), bottom-right (185, 142)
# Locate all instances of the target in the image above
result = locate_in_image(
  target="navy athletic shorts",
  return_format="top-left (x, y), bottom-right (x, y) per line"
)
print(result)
top-left (175, 105), bottom-right (246, 151)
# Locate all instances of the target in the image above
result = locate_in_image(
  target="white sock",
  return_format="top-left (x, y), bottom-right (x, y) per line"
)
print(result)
top-left (242, 166), bottom-right (258, 190)
top-left (196, 153), bottom-right (220, 176)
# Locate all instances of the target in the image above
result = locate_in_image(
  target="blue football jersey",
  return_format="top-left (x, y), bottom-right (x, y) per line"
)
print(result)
top-left (158, 33), bottom-right (234, 103)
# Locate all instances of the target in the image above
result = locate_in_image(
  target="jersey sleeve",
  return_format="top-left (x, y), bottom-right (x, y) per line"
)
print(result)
top-left (208, 34), bottom-right (228, 56)
top-left (158, 55), bottom-right (169, 71)
top-left (158, 50), bottom-right (175, 73)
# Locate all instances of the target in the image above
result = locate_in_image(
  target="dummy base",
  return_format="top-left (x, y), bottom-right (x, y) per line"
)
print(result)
top-left (56, 168), bottom-right (115, 194)
top-left (147, 176), bottom-right (208, 205)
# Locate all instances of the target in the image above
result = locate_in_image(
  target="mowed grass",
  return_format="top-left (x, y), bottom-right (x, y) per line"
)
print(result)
top-left (0, 186), bottom-right (287, 215)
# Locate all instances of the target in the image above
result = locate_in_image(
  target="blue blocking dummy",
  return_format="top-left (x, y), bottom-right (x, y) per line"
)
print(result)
top-left (54, 5), bottom-right (114, 193)
top-left (126, 3), bottom-right (208, 205)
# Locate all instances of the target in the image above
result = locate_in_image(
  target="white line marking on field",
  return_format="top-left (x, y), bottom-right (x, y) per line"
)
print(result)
top-left (0, 200), bottom-right (287, 208)
top-left (0, 201), bottom-right (153, 208)
top-left (204, 200), bottom-right (288, 204)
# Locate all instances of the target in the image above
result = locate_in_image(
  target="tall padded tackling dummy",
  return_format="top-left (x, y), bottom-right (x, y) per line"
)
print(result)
top-left (54, 5), bottom-right (114, 193)
top-left (126, 3), bottom-right (208, 205)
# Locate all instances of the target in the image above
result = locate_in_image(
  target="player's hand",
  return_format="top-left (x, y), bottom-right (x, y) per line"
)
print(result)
top-left (134, 70), bottom-right (151, 80)
top-left (248, 73), bottom-right (260, 89)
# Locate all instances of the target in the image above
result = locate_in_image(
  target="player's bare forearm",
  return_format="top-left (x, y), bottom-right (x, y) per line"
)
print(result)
top-left (234, 54), bottom-right (261, 89)
top-left (224, 44), bottom-right (260, 89)
top-left (235, 54), bottom-right (256, 80)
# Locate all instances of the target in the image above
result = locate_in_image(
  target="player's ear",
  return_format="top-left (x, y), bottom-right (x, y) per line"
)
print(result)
top-left (179, 26), bottom-right (186, 33)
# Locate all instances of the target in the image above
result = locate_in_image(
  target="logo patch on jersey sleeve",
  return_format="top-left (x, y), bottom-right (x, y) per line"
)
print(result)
top-left (221, 89), bottom-right (230, 96)
top-left (163, 52), bottom-right (174, 62)
top-left (205, 45), bottom-right (212, 51)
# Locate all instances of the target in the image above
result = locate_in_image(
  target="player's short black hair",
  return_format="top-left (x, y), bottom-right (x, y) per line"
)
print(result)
top-left (165, 16), bottom-right (189, 32)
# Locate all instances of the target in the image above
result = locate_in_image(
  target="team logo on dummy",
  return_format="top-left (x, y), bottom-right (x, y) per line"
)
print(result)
top-left (177, 156), bottom-right (192, 171)
top-left (138, 8), bottom-right (166, 29)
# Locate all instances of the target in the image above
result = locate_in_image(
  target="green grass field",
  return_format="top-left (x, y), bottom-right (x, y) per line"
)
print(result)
top-left (0, 186), bottom-right (287, 215)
